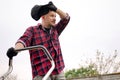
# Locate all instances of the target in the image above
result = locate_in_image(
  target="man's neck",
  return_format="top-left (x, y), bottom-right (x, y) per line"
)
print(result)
top-left (41, 23), bottom-right (51, 29)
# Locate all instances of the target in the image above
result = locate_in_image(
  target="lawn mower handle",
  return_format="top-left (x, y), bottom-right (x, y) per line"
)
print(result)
top-left (0, 45), bottom-right (55, 80)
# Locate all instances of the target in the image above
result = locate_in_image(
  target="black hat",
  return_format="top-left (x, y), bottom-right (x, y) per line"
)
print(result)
top-left (31, 5), bottom-right (49, 21)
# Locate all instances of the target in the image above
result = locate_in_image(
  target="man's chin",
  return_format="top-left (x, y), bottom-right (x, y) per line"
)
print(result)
top-left (51, 24), bottom-right (55, 27)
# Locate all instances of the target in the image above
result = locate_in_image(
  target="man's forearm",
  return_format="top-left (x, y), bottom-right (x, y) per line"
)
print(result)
top-left (56, 9), bottom-right (68, 19)
top-left (15, 42), bottom-right (25, 50)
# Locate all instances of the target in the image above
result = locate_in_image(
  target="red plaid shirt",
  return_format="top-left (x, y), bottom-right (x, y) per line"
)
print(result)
top-left (17, 15), bottom-right (70, 78)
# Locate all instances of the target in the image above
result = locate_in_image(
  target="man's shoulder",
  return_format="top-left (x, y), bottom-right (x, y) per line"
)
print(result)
top-left (28, 23), bottom-right (41, 30)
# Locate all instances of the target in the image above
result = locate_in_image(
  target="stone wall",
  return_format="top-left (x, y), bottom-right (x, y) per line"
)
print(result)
top-left (72, 73), bottom-right (120, 80)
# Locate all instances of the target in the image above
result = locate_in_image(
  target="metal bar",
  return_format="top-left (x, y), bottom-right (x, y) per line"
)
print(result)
top-left (0, 45), bottom-right (55, 80)
top-left (42, 60), bottom-right (55, 80)
top-left (0, 59), bottom-right (13, 80)
top-left (15, 45), bottom-right (53, 60)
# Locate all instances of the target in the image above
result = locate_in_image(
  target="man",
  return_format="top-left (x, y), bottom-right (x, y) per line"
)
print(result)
top-left (7, 1), bottom-right (70, 80)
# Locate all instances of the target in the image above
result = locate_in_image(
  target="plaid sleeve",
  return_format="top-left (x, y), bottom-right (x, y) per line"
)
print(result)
top-left (16, 26), bottom-right (34, 47)
top-left (56, 13), bottom-right (70, 36)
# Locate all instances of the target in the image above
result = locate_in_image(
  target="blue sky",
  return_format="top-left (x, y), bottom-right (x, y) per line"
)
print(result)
top-left (0, 0), bottom-right (120, 80)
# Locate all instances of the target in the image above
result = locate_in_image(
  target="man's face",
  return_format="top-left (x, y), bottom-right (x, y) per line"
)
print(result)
top-left (43, 11), bottom-right (56, 27)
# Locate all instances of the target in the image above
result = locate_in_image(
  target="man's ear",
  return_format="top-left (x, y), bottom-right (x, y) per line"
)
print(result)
top-left (41, 15), bottom-right (47, 20)
top-left (41, 16), bottom-right (44, 19)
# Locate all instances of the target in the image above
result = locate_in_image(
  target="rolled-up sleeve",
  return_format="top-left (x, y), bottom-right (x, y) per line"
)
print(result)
top-left (56, 13), bottom-right (70, 36)
top-left (16, 26), bottom-right (33, 47)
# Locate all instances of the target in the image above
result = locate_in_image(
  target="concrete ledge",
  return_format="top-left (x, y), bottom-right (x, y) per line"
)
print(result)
top-left (72, 72), bottom-right (120, 80)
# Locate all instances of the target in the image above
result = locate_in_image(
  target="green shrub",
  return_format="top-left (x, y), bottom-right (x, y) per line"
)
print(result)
top-left (65, 64), bottom-right (99, 79)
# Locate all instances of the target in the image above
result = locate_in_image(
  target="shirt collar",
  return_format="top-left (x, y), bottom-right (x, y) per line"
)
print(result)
top-left (38, 23), bottom-right (53, 32)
